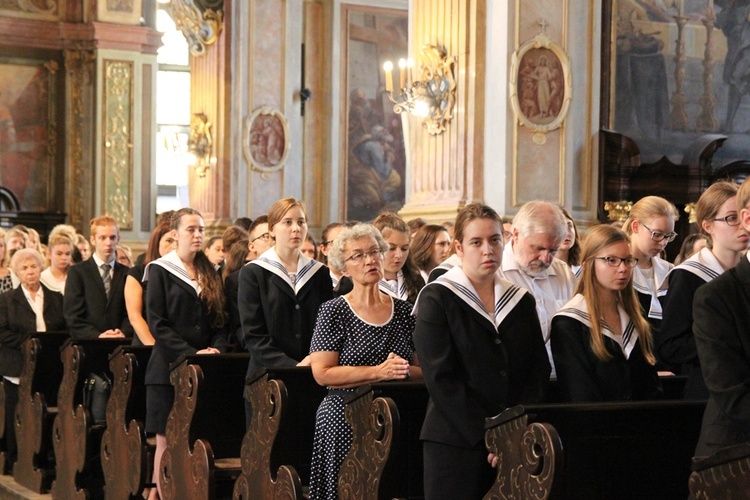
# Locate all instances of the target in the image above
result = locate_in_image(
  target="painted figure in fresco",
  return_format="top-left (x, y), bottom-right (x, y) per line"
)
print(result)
top-left (532, 55), bottom-right (553, 119)
top-left (348, 125), bottom-right (402, 220)
top-left (716, 0), bottom-right (750, 132)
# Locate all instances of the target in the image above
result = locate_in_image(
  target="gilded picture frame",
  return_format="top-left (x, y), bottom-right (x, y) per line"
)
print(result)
top-left (242, 106), bottom-right (291, 175)
top-left (97, 0), bottom-right (143, 25)
top-left (509, 32), bottom-right (572, 135)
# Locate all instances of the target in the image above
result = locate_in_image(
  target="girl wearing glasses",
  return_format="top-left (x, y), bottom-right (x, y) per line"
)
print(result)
top-left (309, 223), bottom-right (420, 499)
top-left (551, 225), bottom-right (659, 402)
top-left (623, 196), bottom-right (679, 348)
top-left (658, 181), bottom-right (749, 399)
top-left (238, 198), bottom-right (333, 378)
top-left (413, 204), bottom-right (549, 498)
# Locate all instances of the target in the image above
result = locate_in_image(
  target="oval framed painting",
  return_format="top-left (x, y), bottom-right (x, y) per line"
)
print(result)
top-left (242, 106), bottom-right (291, 173)
top-left (509, 32), bottom-right (572, 134)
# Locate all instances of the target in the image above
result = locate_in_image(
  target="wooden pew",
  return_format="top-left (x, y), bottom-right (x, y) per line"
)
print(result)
top-left (50, 338), bottom-right (131, 499)
top-left (340, 381), bottom-right (428, 499)
top-left (13, 332), bottom-right (69, 493)
top-left (233, 367), bottom-right (327, 499)
top-left (486, 401), bottom-right (706, 499)
top-left (689, 442), bottom-right (750, 498)
top-left (483, 406), bottom-right (561, 499)
top-left (160, 353), bottom-right (250, 500)
top-left (100, 345), bottom-right (153, 499)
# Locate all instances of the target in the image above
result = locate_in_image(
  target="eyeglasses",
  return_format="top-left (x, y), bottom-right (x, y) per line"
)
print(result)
top-left (714, 214), bottom-right (741, 226)
top-left (251, 233), bottom-right (271, 243)
top-left (345, 249), bottom-right (383, 263)
top-left (592, 256), bottom-right (639, 268)
top-left (640, 223), bottom-right (678, 243)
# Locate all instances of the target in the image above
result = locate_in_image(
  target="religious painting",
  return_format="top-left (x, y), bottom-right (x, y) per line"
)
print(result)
top-left (0, 57), bottom-right (58, 211)
top-left (242, 106), bottom-right (290, 174)
top-left (510, 33), bottom-right (572, 139)
top-left (97, 0), bottom-right (141, 24)
top-left (342, 4), bottom-right (408, 222)
top-left (0, 0), bottom-right (58, 20)
top-left (605, 0), bottom-right (750, 166)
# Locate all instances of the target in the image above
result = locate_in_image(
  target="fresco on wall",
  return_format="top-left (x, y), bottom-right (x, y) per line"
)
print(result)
top-left (343, 5), bottom-right (408, 222)
top-left (0, 60), bottom-right (56, 211)
top-left (611, 0), bottom-right (750, 166)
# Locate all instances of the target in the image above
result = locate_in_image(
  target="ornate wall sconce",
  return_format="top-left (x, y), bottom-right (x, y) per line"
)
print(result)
top-left (188, 113), bottom-right (214, 178)
top-left (604, 200), bottom-right (633, 223)
top-left (684, 202), bottom-right (697, 224)
top-left (382, 44), bottom-right (457, 135)
top-left (170, 0), bottom-right (224, 56)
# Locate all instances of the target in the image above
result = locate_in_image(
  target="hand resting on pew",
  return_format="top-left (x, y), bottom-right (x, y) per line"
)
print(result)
top-left (98, 328), bottom-right (125, 338)
top-left (195, 347), bottom-right (220, 354)
top-left (297, 354), bottom-right (311, 366)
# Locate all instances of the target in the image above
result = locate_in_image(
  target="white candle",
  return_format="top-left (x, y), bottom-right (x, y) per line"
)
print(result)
top-left (398, 58), bottom-right (406, 89)
top-left (383, 61), bottom-right (393, 92)
top-left (678, 0), bottom-right (684, 17)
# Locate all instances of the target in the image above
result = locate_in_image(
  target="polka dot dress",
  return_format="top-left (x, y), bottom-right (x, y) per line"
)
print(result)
top-left (308, 296), bottom-right (416, 500)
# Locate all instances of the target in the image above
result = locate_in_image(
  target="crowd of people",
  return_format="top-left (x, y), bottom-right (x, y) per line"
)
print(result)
top-left (1, 179), bottom-right (749, 499)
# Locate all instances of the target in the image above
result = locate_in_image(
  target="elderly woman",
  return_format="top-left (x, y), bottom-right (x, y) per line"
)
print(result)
top-left (308, 223), bottom-right (421, 499)
top-left (0, 248), bottom-right (66, 466)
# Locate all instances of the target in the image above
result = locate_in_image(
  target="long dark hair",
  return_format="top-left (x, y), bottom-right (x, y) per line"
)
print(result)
top-left (145, 220), bottom-right (173, 264)
top-left (171, 208), bottom-right (226, 328)
top-left (373, 212), bottom-right (425, 302)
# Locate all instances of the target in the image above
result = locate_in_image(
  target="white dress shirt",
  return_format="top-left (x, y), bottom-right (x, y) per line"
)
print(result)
top-left (501, 241), bottom-right (576, 377)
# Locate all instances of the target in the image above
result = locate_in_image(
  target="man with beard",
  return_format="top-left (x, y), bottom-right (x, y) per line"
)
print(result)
top-left (501, 201), bottom-right (575, 377)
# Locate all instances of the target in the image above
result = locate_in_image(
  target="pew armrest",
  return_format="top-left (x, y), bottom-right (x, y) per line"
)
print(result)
top-left (483, 405), bottom-right (562, 499)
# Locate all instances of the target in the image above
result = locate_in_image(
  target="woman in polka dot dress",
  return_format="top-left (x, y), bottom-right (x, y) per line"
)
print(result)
top-left (308, 223), bottom-right (421, 500)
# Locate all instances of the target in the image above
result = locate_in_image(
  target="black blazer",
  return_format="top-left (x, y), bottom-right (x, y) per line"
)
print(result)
top-left (0, 285), bottom-right (67, 377)
top-left (657, 269), bottom-right (710, 399)
top-left (224, 268), bottom-right (244, 351)
top-left (238, 263), bottom-right (333, 377)
top-left (693, 256), bottom-right (750, 456)
top-left (63, 257), bottom-right (133, 340)
top-left (550, 315), bottom-right (661, 403)
top-left (144, 264), bottom-right (228, 385)
top-left (413, 286), bottom-right (550, 449)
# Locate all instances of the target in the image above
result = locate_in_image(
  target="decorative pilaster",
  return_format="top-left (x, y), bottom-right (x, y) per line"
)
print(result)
top-left (102, 60), bottom-right (134, 230)
top-left (64, 47), bottom-right (96, 232)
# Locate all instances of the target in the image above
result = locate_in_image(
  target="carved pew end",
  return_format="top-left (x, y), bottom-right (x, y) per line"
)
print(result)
top-left (689, 442), bottom-right (750, 499)
top-left (483, 405), bottom-right (562, 500)
top-left (338, 386), bottom-right (398, 499)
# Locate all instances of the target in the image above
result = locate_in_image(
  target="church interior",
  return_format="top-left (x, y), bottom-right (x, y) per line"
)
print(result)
top-left (1, 0), bottom-right (746, 252)
top-left (1, 1), bottom-right (750, 498)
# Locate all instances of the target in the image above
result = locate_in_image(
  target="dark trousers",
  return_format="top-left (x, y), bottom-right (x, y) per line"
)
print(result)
top-left (423, 440), bottom-right (494, 500)
top-left (3, 379), bottom-right (18, 469)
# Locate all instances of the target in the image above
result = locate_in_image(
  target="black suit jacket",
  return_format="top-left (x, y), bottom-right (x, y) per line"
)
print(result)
top-left (0, 285), bottom-right (67, 377)
top-left (238, 263), bottom-right (333, 377)
top-left (413, 286), bottom-right (550, 449)
top-left (63, 257), bottom-right (133, 340)
top-left (144, 265), bottom-right (228, 385)
top-left (693, 256), bottom-right (750, 456)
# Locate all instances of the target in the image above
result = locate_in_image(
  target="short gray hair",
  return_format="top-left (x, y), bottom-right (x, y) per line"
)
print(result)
top-left (10, 248), bottom-right (44, 274)
top-left (513, 201), bottom-right (568, 244)
top-left (327, 223), bottom-right (388, 273)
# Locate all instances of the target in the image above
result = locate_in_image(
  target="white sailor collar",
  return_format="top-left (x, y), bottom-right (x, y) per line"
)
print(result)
top-left (554, 294), bottom-right (638, 359)
top-left (250, 247), bottom-right (324, 294)
top-left (662, 246), bottom-right (723, 289)
top-left (379, 269), bottom-right (407, 300)
top-left (632, 256), bottom-right (672, 320)
top-left (145, 250), bottom-right (201, 295)
top-left (413, 265), bottom-right (527, 330)
top-left (433, 253), bottom-right (462, 274)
